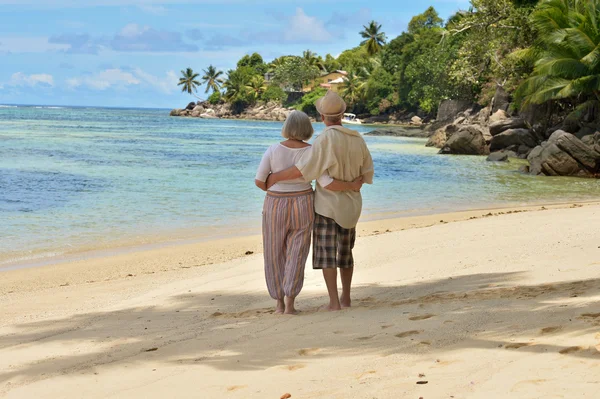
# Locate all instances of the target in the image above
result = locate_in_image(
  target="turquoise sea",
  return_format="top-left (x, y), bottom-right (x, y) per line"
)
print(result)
top-left (1, 105), bottom-right (600, 267)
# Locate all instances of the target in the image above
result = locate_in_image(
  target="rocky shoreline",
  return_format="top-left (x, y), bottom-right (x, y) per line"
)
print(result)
top-left (421, 90), bottom-right (600, 178)
top-left (170, 101), bottom-right (299, 122)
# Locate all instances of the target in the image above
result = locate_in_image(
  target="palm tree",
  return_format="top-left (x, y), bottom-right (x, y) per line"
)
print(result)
top-left (223, 69), bottom-right (250, 102)
top-left (177, 68), bottom-right (201, 98)
top-left (341, 71), bottom-right (366, 106)
top-left (246, 75), bottom-right (267, 102)
top-left (516, 0), bottom-right (600, 121)
top-left (201, 65), bottom-right (224, 94)
top-left (360, 20), bottom-right (387, 56)
top-left (303, 50), bottom-right (325, 71)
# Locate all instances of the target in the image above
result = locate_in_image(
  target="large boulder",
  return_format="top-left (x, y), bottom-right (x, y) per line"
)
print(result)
top-left (527, 130), bottom-right (600, 177)
top-left (193, 105), bottom-right (205, 114)
top-left (593, 132), bottom-right (600, 154)
top-left (488, 109), bottom-right (509, 125)
top-left (489, 118), bottom-right (527, 136)
top-left (439, 125), bottom-right (489, 155)
top-left (170, 109), bottom-right (183, 116)
top-left (426, 124), bottom-right (459, 148)
top-left (487, 152), bottom-right (509, 162)
top-left (436, 100), bottom-right (473, 123)
top-left (410, 115), bottom-right (423, 125)
top-left (490, 128), bottom-right (537, 152)
top-left (185, 102), bottom-right (196, 110)
top-left (491, 86), bottom-right (511, 113)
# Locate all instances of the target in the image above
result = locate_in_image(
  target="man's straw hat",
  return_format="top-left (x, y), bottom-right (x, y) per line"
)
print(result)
top-left (315, 90), bottom-right (347, 117)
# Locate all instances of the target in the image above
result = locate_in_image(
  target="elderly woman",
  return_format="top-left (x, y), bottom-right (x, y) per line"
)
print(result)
top-left (255, 110), bottom-right (362, 315)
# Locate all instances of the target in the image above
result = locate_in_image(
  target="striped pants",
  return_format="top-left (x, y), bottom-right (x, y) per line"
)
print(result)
top-left (262, 189), bottom-right (314, 300)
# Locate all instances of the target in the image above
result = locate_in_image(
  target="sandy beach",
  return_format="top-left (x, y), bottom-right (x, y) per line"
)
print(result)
top-left (2, 202), bottom-right (600, 398)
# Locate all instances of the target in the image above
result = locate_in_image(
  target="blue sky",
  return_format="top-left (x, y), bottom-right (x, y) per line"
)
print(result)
top-left (0, 0), bottom-right (470, 108)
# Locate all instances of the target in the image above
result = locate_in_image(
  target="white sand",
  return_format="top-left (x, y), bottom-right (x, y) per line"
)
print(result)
top-left (1, 203), bottom-right (600, 398)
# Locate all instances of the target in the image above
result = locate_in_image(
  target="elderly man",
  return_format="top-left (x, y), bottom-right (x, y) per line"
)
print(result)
top-left (267, 91), bottom-right (374, 311)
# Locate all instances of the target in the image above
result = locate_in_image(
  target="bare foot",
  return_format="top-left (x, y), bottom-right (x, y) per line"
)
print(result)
top-left (340, 296), bottom-right (351, 308)
top-left (284, 296), bottom-right (299, 315)
top-left (275, 299), bottom-right (285, 314)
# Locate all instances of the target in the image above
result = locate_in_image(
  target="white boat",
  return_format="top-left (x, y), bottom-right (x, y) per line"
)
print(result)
top-left (343, 113), bottom-right (362, 125)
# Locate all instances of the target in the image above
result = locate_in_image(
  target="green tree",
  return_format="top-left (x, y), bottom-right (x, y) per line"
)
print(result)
top-left (516, 0), bottom-right (600, 122)
top-left (338, 46), bottom-right (372, 72)
top-left (360, 20), bottom-right (387, 56)
top-left (445, 0), bottom-right (535, 103)
top-left (201, 65), bottom-right (224, 94)
top-left (223, 67), bottom-right (254, 112)
top-left (364, 67), bottom-right (395, 115)
top-left (296, 87), bottom-right (328, 116)
top-left (408, 6), bottom-right (443, 34)
top-left (237, 52), bottom-right (267, 75)
top-left (177, 67), bottom-right (202, 98)
top-left (272, 56), bottom-right (320, 91)
top-left (324, 54), bottom-right (341, 73)
top-left (245, 75), bottom-right (267, 103)
top-left (303, 50), bottom-right (325, 71)
top-left (261, 85), bottom-right (287, 103)
top-left (341, 71), bottom-right (366, 107)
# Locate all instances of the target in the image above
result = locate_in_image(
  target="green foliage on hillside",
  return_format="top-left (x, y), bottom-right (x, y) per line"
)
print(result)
top-left (181, 0), bottom-right (600, 125)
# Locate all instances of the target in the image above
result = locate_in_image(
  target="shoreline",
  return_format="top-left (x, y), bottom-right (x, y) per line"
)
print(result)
top-left (2, 199), bottom-right (598, 296)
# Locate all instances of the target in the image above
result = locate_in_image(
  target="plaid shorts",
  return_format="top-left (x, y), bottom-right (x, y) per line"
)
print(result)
top-left (312, 213), bottom-right (356, 269)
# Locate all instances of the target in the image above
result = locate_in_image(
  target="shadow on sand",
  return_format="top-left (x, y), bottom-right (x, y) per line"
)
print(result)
top-left (2, 271), bottom-right (600, 386)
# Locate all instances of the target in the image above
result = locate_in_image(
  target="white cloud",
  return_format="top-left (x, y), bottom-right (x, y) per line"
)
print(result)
top-left (132, 68), bottom-right (179, 94)
top-left (119, 23), bottom-right (148, 38)
top-left (67, 68), bottom-right (178, 93)
top-left (283, 8), bottom-right (334, 43)
top-left (9, 72), bottom-right (54, 87)
top-left (67, 68), bottom-right (140, 90)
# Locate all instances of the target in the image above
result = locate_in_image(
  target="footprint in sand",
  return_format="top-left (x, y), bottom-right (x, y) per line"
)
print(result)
top-left (381, 325), bottom-right (393, 329)
top-left (356, 370), bottom-right (377, 379)
top-left (284, 364), bottom-right (306, 371)
top-left (395, 330), bottom-right (422, 338)
top-left (227, 385), bottom-right (247, 392)
top-left (505, 342), bottom-right (534, 349)
top-left (581, 313), bottom-right (600, 319)
top-left (356, 335), bottom-right (375, 341)
top-left (298, 348), bottom-right (320, 356)
top-left (409, 314), bottom-right (435, 321)
top-left (559, 346), bottom-right (586, 354)
top-left (540, 326), bottom-right (562, 335)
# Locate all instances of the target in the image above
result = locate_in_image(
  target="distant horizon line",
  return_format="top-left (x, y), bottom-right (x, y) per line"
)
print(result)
top-left (0, 103), bottom-right (173, 110)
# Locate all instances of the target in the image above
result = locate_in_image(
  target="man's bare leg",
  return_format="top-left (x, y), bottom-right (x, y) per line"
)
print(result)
top-left (340, 267), bottom-right (353, 308)
top-left (322, 268), bottom-right (341, 311)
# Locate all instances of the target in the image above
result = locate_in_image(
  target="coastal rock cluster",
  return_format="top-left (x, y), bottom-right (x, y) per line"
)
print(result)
top-left (526, 131), bottom-right (600, 177)
top-left (170, 101), bottom-right (295, 122)
top-left (426, 92), bottom-right (600, 178)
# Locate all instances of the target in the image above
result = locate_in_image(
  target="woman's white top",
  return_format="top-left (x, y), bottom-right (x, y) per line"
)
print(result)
top-left (255, 143), bottom-right (333, 192)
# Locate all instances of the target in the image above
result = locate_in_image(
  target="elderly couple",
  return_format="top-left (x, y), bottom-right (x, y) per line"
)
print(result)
top-left (255, 91), bottom-right (374, 314)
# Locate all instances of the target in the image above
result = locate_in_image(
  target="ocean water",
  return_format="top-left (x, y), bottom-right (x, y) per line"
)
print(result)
top-left (1, 105), bottom-right (600, 267)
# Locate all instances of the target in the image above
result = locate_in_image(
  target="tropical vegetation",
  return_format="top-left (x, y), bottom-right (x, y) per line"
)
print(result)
top-left (177, 68), bottom-right (202, 99)
top-left (178, 0), bottom-right (600, 127)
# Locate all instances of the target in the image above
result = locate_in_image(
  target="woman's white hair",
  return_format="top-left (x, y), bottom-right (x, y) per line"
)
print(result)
top-left (281, 110), bottom-right (314, 141)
